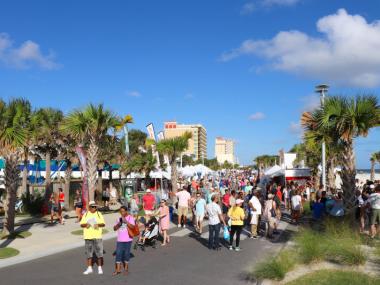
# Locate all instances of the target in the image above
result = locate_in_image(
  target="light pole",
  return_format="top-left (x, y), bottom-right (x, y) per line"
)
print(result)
top-left (315, 84), bottom-right (329, 192)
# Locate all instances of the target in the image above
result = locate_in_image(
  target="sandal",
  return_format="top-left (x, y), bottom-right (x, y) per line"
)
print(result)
top-left (112, 271), bottom-right (121, 276)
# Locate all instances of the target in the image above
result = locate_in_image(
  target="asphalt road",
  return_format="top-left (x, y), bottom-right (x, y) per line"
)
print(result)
top-left (0, 225), bottom-right (290, 285)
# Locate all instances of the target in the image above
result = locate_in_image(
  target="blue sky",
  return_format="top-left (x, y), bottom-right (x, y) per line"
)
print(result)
top-left (0, 0), bottom-right (380, 167)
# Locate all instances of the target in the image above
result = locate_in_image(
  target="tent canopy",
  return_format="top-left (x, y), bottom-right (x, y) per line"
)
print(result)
top-left (264, 165), bottom-right (284, 177)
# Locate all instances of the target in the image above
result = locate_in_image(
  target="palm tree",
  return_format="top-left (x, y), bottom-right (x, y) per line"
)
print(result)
top-left (61, 104), bottom-right (120, 202)
top-left (302, 95), bottom-right (380, 211)
top-left (0, 99), bottom-right (31, 235)
top-left (156, 132), bottom-right (192, 193)
top-left (32, 108), bottom-right (63, 205)
top-left (370, 152), bottom-right (380, 181)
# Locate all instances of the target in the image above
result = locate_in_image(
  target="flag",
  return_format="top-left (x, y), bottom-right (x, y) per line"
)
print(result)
top-left (75, 146), bottom-right (89, 209)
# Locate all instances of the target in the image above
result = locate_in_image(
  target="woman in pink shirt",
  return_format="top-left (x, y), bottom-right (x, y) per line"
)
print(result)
top-left (159, 199), bottom-right (170, 246)
top-left (113, 206), bottom-right (135, 275)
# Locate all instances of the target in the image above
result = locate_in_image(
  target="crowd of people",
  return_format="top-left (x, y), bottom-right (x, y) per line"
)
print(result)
top-left (75, 172), bottom-right (380, 276)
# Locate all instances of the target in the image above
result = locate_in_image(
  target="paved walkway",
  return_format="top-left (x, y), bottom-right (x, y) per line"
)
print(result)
top-left (0, 210), bottom-right (291, 270)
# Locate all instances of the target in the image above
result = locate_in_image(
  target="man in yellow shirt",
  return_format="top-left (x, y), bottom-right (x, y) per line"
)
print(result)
top-left (227, 199), bottom-right (245, 251)
top-left (80, 201), bottom-right (106, 275)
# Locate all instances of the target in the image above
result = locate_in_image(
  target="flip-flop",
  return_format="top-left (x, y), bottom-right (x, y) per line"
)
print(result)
top-left (112, 271), bottom-right (121, 276)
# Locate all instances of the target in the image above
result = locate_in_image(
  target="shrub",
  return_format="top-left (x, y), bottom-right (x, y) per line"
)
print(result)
top-left (295, 229), bottom-right (325, 264)
top-left (295, 221), bottom-right (366, 266)
top-left (285, 269), bottom-right (380, 285)
top-left (22, 193), bottom-right (45, 215)
top-left (250, 250), bottom-right (298, 281)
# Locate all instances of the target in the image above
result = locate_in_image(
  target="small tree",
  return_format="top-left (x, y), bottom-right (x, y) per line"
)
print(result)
top-left (156, 132), bottom-right (192, 193)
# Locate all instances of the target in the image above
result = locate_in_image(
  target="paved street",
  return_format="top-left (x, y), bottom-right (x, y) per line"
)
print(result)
top-left (0, 222), bottom-right (290, 285)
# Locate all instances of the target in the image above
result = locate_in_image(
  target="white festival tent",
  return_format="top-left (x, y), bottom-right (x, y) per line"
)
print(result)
top-left (264, 165), bottom-right (284, 177)
top-left (179, 164), bottom-right (215, 178)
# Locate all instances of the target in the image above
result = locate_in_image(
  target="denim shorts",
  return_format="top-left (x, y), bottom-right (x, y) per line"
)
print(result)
top-left (85, 239), bottom-right (103, 259)
top-left (115, 241), bottom-right (132, 263)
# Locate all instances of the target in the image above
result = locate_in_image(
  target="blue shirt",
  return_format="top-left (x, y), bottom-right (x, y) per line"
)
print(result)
top-left (312, 202), bottom-right (324, 220)
top-left (195, 198), bottom-right (206, 215)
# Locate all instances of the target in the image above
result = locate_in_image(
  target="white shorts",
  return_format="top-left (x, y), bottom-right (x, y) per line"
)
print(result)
top-left (196, 214), bottom-right (205, 223)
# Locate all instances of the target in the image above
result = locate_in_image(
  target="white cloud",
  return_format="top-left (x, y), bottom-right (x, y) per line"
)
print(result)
top-left (221, 9), bottom-right (380, 87)
top-left (300, 94), bottom-right (321, 112)
top-left (289, 121), bottom-right (302, 135)
top-left (184, 93), bottom-right (194, 100)
top-left (126, 90), bottom-right (141, 97)
top-left (262, 0), bottom-right (300, 6)
top-left (249, 112), bottom-right (265, 120)
top-left (0, 33), bottom-right (59, 70)
top-left (241, 2), bottom-right (255, 15)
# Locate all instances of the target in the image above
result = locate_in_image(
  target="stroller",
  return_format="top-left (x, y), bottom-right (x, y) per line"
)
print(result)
top-left (134, 216), bottom-right (160, 251)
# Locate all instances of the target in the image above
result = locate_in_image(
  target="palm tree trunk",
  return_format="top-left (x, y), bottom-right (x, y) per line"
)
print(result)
top-left (171, 160), bottom-right (178, 193)
top-left (370, 160), bottom-right (375, 181)
top-left (97, 168), bottom-right (103, 204)
top-left (45, 152), bottom-right (51, 186)
top-left (87, 138), bottom-right (98, 202)
top-left (64, 161), bottom-right (72, 209)
top-left (341, 140), bottom-right (356, 213)
top-left (2, 153), bottom-right (21, 235)
top-left (327, 157), bottom-right (336, 190)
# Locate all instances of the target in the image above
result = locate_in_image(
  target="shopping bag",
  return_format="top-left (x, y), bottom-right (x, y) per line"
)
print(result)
top-left (223, 226), bottom-right (230, 241)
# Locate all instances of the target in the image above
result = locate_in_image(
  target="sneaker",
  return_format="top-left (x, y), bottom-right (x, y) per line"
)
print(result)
top-left (253, 235), bottom-right (258, 239)
top-left (228, 246), bottom-right (233, 251)
top-left (177, 224), bottom-right (181, 228)
top-left (98, 267), bottom-right (103, 275)
top-left (235, 247), bottom-right (241, 252)
top-left (182, 224), bottom-right (186, 228)
top-left (83, 267), bottom-right (93, 275)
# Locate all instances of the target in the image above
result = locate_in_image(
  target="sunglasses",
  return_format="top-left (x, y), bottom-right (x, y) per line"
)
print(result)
top-left (90, 206), bottom-right (97, 208)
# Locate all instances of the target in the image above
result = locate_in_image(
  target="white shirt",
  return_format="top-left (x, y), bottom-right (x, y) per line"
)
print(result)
top-left (249, 196), bottom-right (262, 215)
top-left (206, 202), bottom-right (222, 225)
top-left (291, 195), bottom-right (302, 210)
top-left (369, 193), bottom-right (380, 210)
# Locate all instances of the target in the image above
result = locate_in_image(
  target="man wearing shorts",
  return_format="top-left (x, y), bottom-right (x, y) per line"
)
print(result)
top-left (195, 192), bottom-right (207, 233)
top-left (176, 186), bottom-right (191, 228)
top-left (368, 185), bottom-right (380, 238)
top-left (142, 189), bottom-right (156, 217)
top-left (80, 201), bottom-right (106, 275)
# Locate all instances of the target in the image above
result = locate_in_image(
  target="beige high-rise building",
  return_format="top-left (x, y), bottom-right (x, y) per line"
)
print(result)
top-left (163, 121), bottom-right (207, 161)
top-left (215, 137), bottom-right (235, 164)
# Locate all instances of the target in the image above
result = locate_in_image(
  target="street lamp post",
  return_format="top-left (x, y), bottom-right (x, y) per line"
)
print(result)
top-left (315, 84), bottom-right (329, 192)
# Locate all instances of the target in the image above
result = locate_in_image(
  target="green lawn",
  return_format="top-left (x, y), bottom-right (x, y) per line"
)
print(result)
top-left (1, 231), bottom-right (32, 240)
top-left (71, 229), bottom-right (109, 236)
top-left (285, 270), bottom-right (380, 285)
top-left (0, 247), bottom-right (20, 259)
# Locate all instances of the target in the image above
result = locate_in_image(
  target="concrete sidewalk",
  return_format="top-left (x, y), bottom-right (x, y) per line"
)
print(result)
top-left (0, 211), bottom-right (181, 269)
top-left (0, 212), bottom-right (121, 269)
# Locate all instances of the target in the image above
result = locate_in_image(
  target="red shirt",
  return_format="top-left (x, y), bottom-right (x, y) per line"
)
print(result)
top-left (59, 192), bottom-right (65, 203)
top-left (222, 194), bottom-right (230, 207)
top-left (276, 189), bottom-right (282, 201)
top-left (142, 193), bottom-right (155, 211)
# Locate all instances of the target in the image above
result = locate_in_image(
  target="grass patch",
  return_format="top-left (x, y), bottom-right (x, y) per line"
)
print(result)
top-left (249, 250), bottom-right (298, 281)
top-left (295, 220), bottom-right (366, 266)
top-left (71, 229), bottom-right (109, 236)
top-left (1, 231), bottom-right (32, 240)
top-left (0, 247), bottom-right (20, 259)
top-left (285, 269), bottom-right (380, 285)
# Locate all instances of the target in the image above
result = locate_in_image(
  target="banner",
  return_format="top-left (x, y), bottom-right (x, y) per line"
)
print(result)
top-left (146, 123), bottom-right (161, 168)
top-left (123, 125), bottom-right (130, 155)
top-left (75, 146), bottom-right (89, 209)
top-left (157, 131), bottom-right (170, 167)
